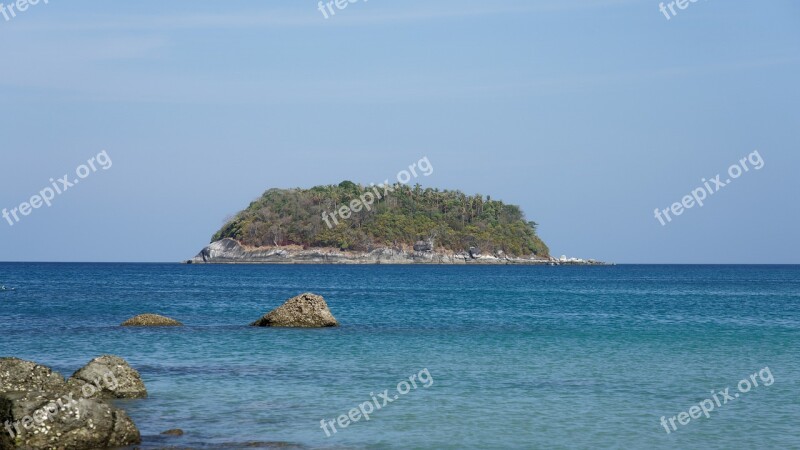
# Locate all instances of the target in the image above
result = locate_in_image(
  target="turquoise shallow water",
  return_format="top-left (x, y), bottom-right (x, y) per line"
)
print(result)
top-left (0, 263), bottom-right (798, 449)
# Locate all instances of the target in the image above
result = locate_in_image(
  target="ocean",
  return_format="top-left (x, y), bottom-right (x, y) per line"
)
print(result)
top-left (1, 263), bottom-right (798, 449)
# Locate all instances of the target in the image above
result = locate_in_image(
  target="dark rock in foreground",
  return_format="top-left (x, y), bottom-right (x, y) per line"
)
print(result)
top-left (67, 355), bottom-right (147, 399)
top-left (0, 357), bottom-right (142, 450)
top-left (121, 313), bottom-right (183, 327)
top-left (0, 390), bottom-right (140, 450)
top-left (250, 293), bottom-right (339, 328)
top-left (0, 358), bottom-right (68, 394)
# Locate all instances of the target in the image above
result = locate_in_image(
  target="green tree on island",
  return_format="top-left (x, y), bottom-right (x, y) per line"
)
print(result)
top-left (212, 182), bottom-right (549, 258)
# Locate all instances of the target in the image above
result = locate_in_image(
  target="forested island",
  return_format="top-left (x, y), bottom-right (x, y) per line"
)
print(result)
top-left (187, 182), bottom-right (601, 264)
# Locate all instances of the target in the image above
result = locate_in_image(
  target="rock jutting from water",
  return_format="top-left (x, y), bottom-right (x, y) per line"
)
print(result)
top-left (120, 313), bottom-right (183, 327)
top-left (250, 293), bottom-right (339, 328)
top-left (66, 355), bottom-right (148, 399)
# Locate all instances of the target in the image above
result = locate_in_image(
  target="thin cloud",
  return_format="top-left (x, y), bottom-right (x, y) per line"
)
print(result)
top-left (1, 55), bottom-right (794, 105)
top-left (6, 0), bottom-right (638, 32)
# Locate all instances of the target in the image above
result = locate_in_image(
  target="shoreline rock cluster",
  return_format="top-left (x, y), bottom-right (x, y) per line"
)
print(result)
top-left (185, 238), bottom-right (607, 265)
top-left (0, 356), bottom-right (145, 450)
top-left (1, 292), bottom-right (335, 449)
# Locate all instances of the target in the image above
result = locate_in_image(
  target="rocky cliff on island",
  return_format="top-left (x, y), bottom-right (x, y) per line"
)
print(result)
top-left (186, 182), bottom-right (605, 265)
top-left (186, 238), bottom-right (601, 265)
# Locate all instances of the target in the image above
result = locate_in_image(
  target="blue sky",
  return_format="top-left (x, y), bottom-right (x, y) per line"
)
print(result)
top-left (0, 0), bottom-right (798, 263)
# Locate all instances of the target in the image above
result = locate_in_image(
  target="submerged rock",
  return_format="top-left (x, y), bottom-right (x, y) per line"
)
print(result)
top-left (0, 358), bottom-right (68, 394)
top-left (218, 442), bottom-right (304, 448)
top-left (67, 355), bottom-right (147, 399)
top-left (0, 390), bottom-right (140, 449)
top-left (161, 428), bottom-right (184, 436)
top-left (250, 293), bottom-right (339, 328)
top-left (121, 313), bottom-right (183, 327)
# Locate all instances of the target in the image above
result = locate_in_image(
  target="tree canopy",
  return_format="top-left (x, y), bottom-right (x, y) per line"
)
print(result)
top-left (212, 182), bottom-right (549, 257)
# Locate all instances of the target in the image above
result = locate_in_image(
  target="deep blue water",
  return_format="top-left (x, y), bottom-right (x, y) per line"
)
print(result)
top-left (0, 264), bottom-right (798, 449)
